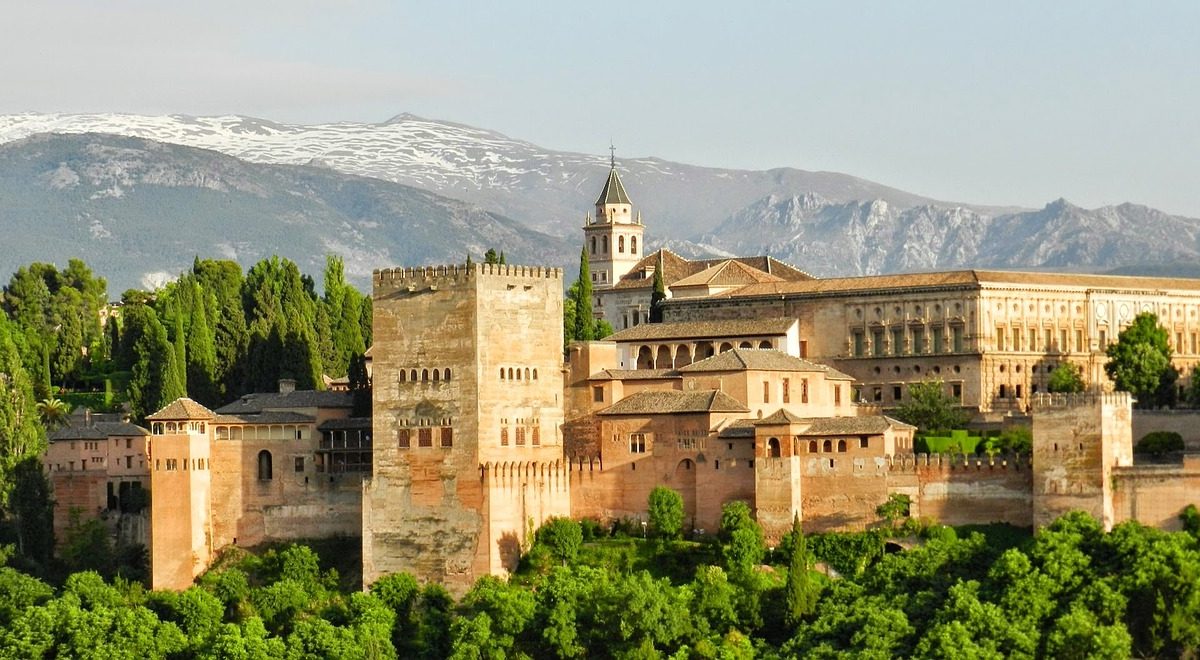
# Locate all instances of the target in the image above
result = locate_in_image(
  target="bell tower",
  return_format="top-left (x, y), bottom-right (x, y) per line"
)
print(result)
top-left (582, 148), bottom-right (644, 289)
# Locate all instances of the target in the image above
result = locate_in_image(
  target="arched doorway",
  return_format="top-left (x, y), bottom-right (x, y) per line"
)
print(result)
top-left (636, 346), bottom-right (654, 369)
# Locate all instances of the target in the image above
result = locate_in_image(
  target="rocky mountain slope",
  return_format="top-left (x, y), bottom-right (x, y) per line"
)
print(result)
top-left (0, 113), bottom-right (986, 239)
top-left (0, 133), bottom-right (573, 292)
top-left (695, 193), bottom-right (1200, 277)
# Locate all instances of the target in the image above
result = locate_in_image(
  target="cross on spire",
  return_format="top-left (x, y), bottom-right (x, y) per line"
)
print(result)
top-left (609, 142), bottom-right (616, 169)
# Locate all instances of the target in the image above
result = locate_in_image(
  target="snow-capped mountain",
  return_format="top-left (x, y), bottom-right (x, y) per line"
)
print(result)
top-left (698, 194), bottom-right (1200, 276)
top-left (0, 133), bottom-right (573, 292)
top-left (0, 112), bottom-right (973, 239)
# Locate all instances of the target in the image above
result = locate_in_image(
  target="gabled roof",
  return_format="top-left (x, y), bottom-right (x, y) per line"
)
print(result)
top-left (671, 260), bottom-right (785, 289)
top-left (606, 318), bottom-right (796, 342)
top-left (589, 368), bottom-right (680, 381)
top-left (754, 409), bottom-right (809, 425)
top-left (679, 349), bottom-right (853, 379)
top-left (318, 417), bottom-right (373, 431)
top-left (213, 412), bottom-right (316, 425)
top-left (215, 390), bottom-right (354, 415)
top-left (611, 250), bottom-right (812, 292)
top-left (146, 398), bottom-right (215, 421)
top-left (598, 390), bottom-right (749, 416)
top-left (595, 167), bottom-right (632, 206)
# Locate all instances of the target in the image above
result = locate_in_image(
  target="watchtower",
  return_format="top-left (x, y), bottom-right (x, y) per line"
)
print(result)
top-left (363, 263), bottom-right (570, 594)
top-left (582, 153), bottom-right (644, 289)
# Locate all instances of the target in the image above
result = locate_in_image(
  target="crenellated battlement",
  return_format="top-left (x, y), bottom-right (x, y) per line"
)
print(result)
top-left (373, 263), bottom-right (563, 291)
top-left (886, 452), bottom-right (1028, 473)
top-left (1031, 391), bottom-right (1133, 411)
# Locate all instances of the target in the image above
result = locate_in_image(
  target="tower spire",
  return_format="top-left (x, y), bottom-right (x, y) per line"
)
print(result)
top-left (609, 142), bottom-right (616, 169)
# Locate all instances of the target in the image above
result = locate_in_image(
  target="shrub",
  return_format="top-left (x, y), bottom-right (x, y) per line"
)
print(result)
top-left (648, 487), bottom-right (685, 540)
top-left (1135, 431), bottom-right (1184, 456)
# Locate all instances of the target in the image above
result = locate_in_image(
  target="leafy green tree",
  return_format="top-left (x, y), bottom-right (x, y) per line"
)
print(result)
top-left (60, 509), bottom-right (115, 576)
top-left (876, 493), bottom-right (912, 526)
top-left (35, 397), bottom-right (71, 430)
top-left (718, 500), bottom-right (756, 544)
top-left (8, 456), bottom-right (55, 561)
top-left (648, 486), bottom-right (685, 540)
top-left (893, 379), bottom-right (970, 432)
top-left (785, 514), bottom-right (818, 625)
top-left (0, 313), bottom-right (45, 494)
top-left (1048, 362), bottom-right (1086, 393)
top-left (1105, 312), bottom-right (1172, 406)
top-left (484, 248), bottom-right (500, 265)
top-left (649, 252), bottom-right (667, 323)
top-left (536, 517), bottom-right (583, 566)
top-left (1135, 431), bottom-right (1184, 456)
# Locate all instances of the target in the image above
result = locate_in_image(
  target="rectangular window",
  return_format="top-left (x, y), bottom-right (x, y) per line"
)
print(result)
top-left (1099, 329), bottom-right (1107, 348)
top-left (441, 427), bottom-right (453, 448)
top-left (1192, 333), bottom-right (1198, 355)
top-left (1076, 329), bottom-right (1084, 352)
top-left (418, 428), bottom-right (433, 448)
top-left (126, 456), bottom-right (132, 469)
top-left (593, 386), bottom-right (604, 403)
top-left (872, 330), bottom-right (884, 357)
top-left (953, 383), bottom-right (962, 399)
top-left (126, 438), bottom-right (132, 449)
top-left (1045, 328), bottom-right (1053, 351)
top-left (398, 429), bottom-right (411, 449)
top-left (912, 327), bottom-right (925, 354)
top-left (859, 437), bottom-right (869, 449)
top-left (892, 327), bottom-right (905, 356)
top-left (1012, 328), bottom-right (1022, 352)
top-left (800, 340), bottom-right (809, 358)
top-left (532, 426), bottom-right (540, 446)
top-left (996, 327), bottom-right (1006, 351)
top-left (501, 428), bottom-right (509, 446)
top-left (801, 379), bottom-right (809, 403)
top-left (295, 457), bottom-right (304, 472)
top-left (853, 331), bottom-right (864, 357)
top-left (953, 326), bottom-right (964, 352)
top-left (1061, 329), bottom-right (1069, 352)
top-left (763, 381), bottom-right (770, 403)
top-left (516, 427), bottom-right (526, 445)
top-left (932, 326), bottom-right (944, 353)
top-left (893, 385), bottom-right (903, 401)
top-left (1030, 328), bottom-right (1038, 351)
top-left (782, 378), bottom-right (790, 403)
top-left (629, 433), bottom-right (646, 453)
top-left (1016, 384), bottom-right (1023, 399)
top-left (1178, 333), bottom-right (1185, 353)
top-left (834, 385), bottom-right (842, 406)
top-left (873, 387), bottom-right (882, 402)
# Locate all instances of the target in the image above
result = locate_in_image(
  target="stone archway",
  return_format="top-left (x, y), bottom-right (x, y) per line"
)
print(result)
top-left (656, 345), bottom-right (672, 369)
top-left (636, 345), bottom-right (654, 369)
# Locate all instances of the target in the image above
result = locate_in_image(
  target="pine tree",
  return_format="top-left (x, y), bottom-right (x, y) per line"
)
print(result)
top-left (571, 248), bottom-right (595, 342)
top-left (785, 513), bottom-right (818, 625)
top-left (650, 251), bottom-right (667, 323)
top-left (484, 249), bottom-right (499, 265)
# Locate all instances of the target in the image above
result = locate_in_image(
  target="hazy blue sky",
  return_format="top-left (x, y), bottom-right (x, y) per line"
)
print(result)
top-left (4, 1), bottom-right (1198, 215)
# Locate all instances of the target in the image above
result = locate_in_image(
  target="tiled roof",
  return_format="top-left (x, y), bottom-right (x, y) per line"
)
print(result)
top-left (755, 409), bottom-right (809, 425)
top-left (718, 419), bottom-right (757, 438)
top-left (147, 398), bottom-right (215, 421)
top-left (716, 269), bottom-right (1200, 300)
top-left (49, 425), bottom-right (108, 441)
top-left (671, 260), bottom-right (784, 289)
top-left (599, 390), bottom-right (749, 416)
top-left (589, 369), bottom-right (680, 381)
top-left (213, 412), bottom-right (316, 425)
top-left (96, 421), bottom-right (151, 437)
top-left (793, 415), bottom-right (916, 436)
top-left (595, 167), bottom-right (632, 205)
top-left (318, 417), bottom-right (373, 431)
top-left (50, 417), bottom-right (150, 441)
top-left (607, 318), bottom-right (796, 342)
top-left (611, 250), bottom-right (812, 292)
top-left (215, 390), bottom-right (354, 415)
top-left (678, 349), bottom-right (854, 379)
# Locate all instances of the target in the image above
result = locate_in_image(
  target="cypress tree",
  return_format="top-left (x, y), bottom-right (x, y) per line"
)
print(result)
top-left (650, 251), bottom-right (667, 323)
top-left (499, 251), bottom-right (506, 265)
top-left (172, 312), bottom-right (187, 396)
top-left (186, 288), bottom-right (219, 406)
top-left (127, 306), bottom-right (178, 421)
top-left (572, 248), bottom-right (595, 341)
top-left (785, 513), bottom-right (818, 625)
top-left (0, 313), bottom-right (46, 480)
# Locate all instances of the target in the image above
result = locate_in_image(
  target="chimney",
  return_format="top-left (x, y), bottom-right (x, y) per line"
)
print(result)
top-left (278, 378), bottom-right (297, 394)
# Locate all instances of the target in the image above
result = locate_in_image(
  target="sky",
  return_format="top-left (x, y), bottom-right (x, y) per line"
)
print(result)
top-left (3, 1), bottom-right (1199, 216)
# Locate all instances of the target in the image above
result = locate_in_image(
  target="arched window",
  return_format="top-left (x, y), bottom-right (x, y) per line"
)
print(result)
top-left (399, 370), bottom-right (407, 382)
top-left (444, 368), bottom-right (451, 381)
top-left (532, 369), bottom-right (538, 380)
top-left (719, 342), bottom-right (733, 353)
top-left (590, 236), bottom-right (596, 254)
top-left (602, 236), bottom-right (609, 253)
top-left (508, 368), bottom-right (514, 380)
top-left (524, 368), bottom-right (531, 380)
top-left (808, 440), bottom-right (818, 453)
top-left (739, 341), bottom-right (753, 349)
top-left (432, 369), bottom-right (440, 382)
top-left (422, 369), bottom-right (429, 382)
top-left (500, 368), bottom-right (505, 380)
top-left (823, 440), bottom-right (832, 452)
top-left (516, 369), bottom-right (522, 381)
top-left (767, 437), bottom-right (781, 458)
top-left (631, 236), bottom-right (637, 253)
top-left (618, 236), bottom-right (625, 253)
top-left (257, 450), bottom-right (273, 481)
top-left (837, 439), bottom-right (847, 453)
top-left (759, 340), bottom-right (772, 349)
top-left (410, 369), bottom-right (418, 382)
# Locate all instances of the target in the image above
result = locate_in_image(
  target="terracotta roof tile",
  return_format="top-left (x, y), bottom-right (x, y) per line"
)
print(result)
top-left (678, 349), bottom-right (854, 379)
top-left (607, 318), bottom-right (796, 342)
top-left (215, 390), bottom-right (354, 415)
top-left (146, 398), bottom-right (215, 421)
top-left (589, 368), bottom-right (680, 381)
top-left (599, 390), bottom-right (749, 415)
top-left (671, 260), bottom-right (784, 289)
top-left (612, 250), bottom-right (812, 292)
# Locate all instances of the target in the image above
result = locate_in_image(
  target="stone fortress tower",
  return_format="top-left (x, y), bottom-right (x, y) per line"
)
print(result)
top-left (582, 150), bottom-right (644, 289)
top-left (363, 263), bottom-right (571, 595)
